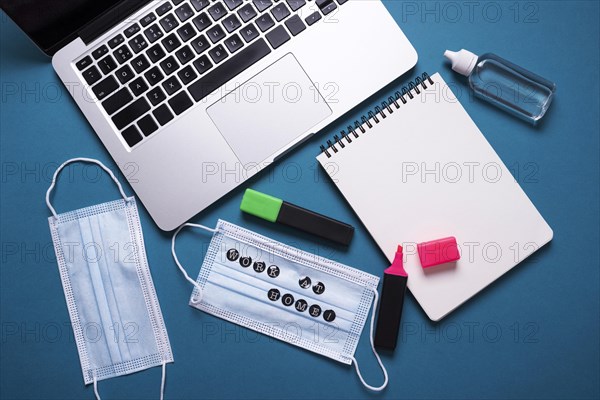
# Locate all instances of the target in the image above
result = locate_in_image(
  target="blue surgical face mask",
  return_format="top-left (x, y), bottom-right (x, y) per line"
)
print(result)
top-left (172, 220), bottom-right (388, 391)
top-left (46, 158), bottom-right (173, 399)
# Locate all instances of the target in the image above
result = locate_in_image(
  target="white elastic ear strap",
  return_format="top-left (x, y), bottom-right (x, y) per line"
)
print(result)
top-left (171, 223), bottom-right (219, 300)
top-left (93, 376), bottom-right (100, 400)
top-left (46, 157), bottom-right (129, 219)
top-left (92, 362), bottom-right (167, 400)
top-left (160, 361), bottom-right (166, 400)
top-left (350, 289), bottom-right (389, 391)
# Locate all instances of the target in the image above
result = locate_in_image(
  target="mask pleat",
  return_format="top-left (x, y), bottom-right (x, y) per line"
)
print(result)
top-left (77, 215), bottom-right (124, 369)
top-left (90, 213), bottom-right (133, 365)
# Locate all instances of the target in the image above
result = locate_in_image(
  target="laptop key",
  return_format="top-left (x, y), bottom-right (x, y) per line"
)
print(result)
top-left (76, 56), bottom-right (93, 71)
top-left (169, 91), bottom-right (194, 115)
top-left (114, 45), bottom-right (133, 64)
top-left (253, 0), bottom-right (272, 12)
top-left (129, 34), bottom-right (148, 53)
top-left (153, 104), bottom-right (174, 125)
top-left (102, 87), bottom-right (133, 115)
top-left (160, 14), bottom-right (180, 32)
top-left (224, 0), bottom-right (243, 10)
top-left (131, 54), bottom-right (151, 73)
top-left (124, 23), bottom-right (141, 38)
top-left (147, 87), bottom-right (167, 105)
top-left (98, 55), bottom-right (118, 74)
top-left (336, 0), bottom-right (348, 4)
top-left (190, 0), bottom-right (210, 12)
top-left (305, 11), bottom-right (321, 26)
top-left (322, 2), bottom-right (337, 15)
top-left (113, 98), bottom-right (151, 129)
top-left (144, 24), bottom-right (164, 43)
top-left (129, 77), bottom-right (149, 96)
top-left (162, 34), bottom-right (182, 52)
top-left (191, 35), bottom-right (211, 54)
top-left (208, 44), bottom-right (228, 64)
top-left (175, 45), bottom-right (195, 64)
top-left (224, 34), bottom-right (244, 53)
top-left (284, 14), bottom-right (306, 36)
top-left (193, 55), bottom-right (213, 74)
top-left (116, 65), bottom-right (135, 84)
top-left (82, 66), bottom-right (102, 85)
top-left (108, 34), bottom-right (125, 49)
top-left (188, 38), bottom-right (271, 102)
top-left (265, 25), bottom-right (290, 49)
top-left (156, 2), bottom-right (172, 16)
top-left (92, 45), bottom-right (109, 60)
top-left (140, 12), bottom-right (157, 27)
top-left (271, 3), bottom-right (290, 21)
top-left (237, 4), bottom-right (257, 22)
top-left (256, 14), bottom-right (275, 32)
top-left (175, 3), bottom-right (195, 21)
top-left (207, 25), bottom-right (226, 43)
top-left (92, 76), bottom-right (119, 101)
top-left (223, 14), bottom-right (241, 33)
top-left (121, 125), bottom-right (143, 147)
top-left (240, 23), bottom-right (259, 43)
top-left (147, 44), bottom-right (166, 62)
top-left (208, 2), bottom-right (227, 21)
top-left (172, 0), bottom-right (185, 5)
top-left (137, 115), bottom-right (159, 136)
top-left (178, 66), bottom-right (198, 84)
top-left (285, 0), bottom-right (306, 11)
top-left (177, 23), bottom-right (197, 42)
top-left (145, 66), bottom-right (165, 86)
top-left (160, 56), bottom-right (180, 75)
top-left (192, 12), bottom-right (212, 32)
top-left (163, 76), bottom-right (182, 95)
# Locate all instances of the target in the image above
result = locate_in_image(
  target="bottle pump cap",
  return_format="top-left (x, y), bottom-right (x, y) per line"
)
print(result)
top-left (444, 49), bottom-right (479, 76)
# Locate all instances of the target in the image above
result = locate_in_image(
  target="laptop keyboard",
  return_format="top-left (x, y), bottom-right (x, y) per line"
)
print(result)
top-left (74, 0), bottom-right (346, 148)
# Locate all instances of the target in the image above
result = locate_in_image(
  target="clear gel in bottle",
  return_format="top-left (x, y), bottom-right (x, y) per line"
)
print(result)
top-left (444, 49), bottom-right (556, 125)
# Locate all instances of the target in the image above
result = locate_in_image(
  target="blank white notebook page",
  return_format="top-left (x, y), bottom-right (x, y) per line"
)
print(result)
top-left (317, 73), bottom-right (552, 321)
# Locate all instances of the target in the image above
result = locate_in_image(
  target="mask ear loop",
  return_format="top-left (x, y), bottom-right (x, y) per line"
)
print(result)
top-left (46, 157), bottom-right (130, 219)
top-left (350, 289), bottom-right (389, 391)
top-left (160, 361), bottom-right (166, 400)
top-left (92, 365), bottom-right (165, 400)
top-left (93, 375), bottom-right (101, 400)
top-left (171, 223), bottom-right (219, 303)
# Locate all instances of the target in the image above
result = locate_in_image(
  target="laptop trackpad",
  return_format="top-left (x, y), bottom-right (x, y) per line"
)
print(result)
top-left (207, 53), bottom-right (332, 165)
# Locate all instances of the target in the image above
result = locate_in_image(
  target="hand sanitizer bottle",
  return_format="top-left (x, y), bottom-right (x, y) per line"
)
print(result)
top-left (444, 49), bottom-right (556, 125)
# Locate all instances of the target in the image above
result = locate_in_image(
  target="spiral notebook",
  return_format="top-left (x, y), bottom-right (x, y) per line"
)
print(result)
top-left (317, 72), bottom-right (553, 321)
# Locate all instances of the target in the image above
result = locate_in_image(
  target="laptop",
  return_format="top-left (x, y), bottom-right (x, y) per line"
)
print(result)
top-left (1, 0), bottom-right (417, 230)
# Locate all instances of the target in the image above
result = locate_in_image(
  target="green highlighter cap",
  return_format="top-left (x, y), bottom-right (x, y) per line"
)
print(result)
top-left (240, 189), bottom-right (283, 222)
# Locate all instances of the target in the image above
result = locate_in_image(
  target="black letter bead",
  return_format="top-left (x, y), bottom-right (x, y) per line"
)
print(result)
top-left (281, 293), bottom-right (294, 306)
top-left (226, 248), bottom-right (239, 261)
top-left (323, 309), bottom-right (336, 322)
top-left (309, 304), bottom-right (321, 317)
top-left (267, 288), bottom-right (281, 301)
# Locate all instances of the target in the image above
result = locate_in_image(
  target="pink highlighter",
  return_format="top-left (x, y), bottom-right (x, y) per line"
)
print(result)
top-left (374, 245), bottom-right (408, 350)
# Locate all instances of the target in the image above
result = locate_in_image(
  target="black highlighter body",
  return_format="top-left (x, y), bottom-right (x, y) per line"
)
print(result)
top-left (374, 246), bottom-right (408, 350)
top-left (277, 201), bottom-right (355, 246)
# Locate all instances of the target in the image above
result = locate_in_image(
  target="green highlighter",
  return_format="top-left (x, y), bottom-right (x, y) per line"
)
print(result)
top-left (240, 189), bottom-right (355, 246)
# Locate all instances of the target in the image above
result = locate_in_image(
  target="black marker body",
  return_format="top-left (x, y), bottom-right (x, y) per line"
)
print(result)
top-left (374, 273), bottom-right (408, 350)
top-left (277, 201), bottom-right (354, 246)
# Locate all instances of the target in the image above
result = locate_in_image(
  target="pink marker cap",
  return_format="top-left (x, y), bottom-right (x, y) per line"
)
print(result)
top-left (417, 236), bottom-right (460, 269)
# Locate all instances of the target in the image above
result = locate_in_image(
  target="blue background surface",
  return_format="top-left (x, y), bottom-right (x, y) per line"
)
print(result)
top-left (1, 1), bottom-right (599, 399)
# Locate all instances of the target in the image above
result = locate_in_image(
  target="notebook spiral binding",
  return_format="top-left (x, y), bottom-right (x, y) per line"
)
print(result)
top-left (319, 72), bottom-right (434, 158)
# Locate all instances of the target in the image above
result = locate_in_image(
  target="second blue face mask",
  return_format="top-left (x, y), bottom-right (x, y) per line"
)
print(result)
top-left (172, 220), bottom-right (388, 391)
